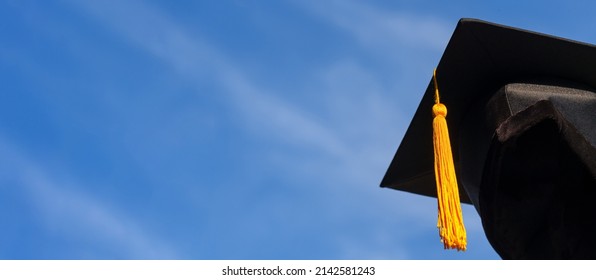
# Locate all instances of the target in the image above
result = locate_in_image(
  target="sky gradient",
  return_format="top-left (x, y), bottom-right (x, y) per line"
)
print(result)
top-left (1, 0), bottom-right (595, 259)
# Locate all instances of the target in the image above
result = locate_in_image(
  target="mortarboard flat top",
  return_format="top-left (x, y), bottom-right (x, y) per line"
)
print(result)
top-left (380, 18), bottom-right (596, 206)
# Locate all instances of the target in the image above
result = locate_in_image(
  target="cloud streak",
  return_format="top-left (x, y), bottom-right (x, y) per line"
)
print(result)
top-left (294, 0), bottom-right (452, 52)
top-left (0, 138), bottom-right (180, 259)
top-left (66, 0), bottom-right (349, 159)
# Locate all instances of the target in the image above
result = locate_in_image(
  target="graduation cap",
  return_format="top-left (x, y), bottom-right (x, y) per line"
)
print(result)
top-left (381, 18), bottom-right (596, 259)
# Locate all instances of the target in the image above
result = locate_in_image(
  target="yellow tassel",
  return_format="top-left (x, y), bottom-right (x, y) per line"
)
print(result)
top-left (432, 69), bottom-right (467, 251)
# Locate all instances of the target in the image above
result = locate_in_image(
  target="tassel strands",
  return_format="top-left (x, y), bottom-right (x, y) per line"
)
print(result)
top-left (432, 69), bottom-right (467, 251)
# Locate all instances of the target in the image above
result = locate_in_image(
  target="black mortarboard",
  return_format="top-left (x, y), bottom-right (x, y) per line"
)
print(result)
top-left (381, 18), bottom-right (596, 259)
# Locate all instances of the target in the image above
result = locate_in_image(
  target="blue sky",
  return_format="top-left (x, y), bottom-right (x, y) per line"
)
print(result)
top-left (1, 0), bottom-right (595, 259)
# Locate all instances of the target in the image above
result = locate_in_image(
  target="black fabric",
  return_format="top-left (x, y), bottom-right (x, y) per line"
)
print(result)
top-left (480, 100), bottom-right (596, 259)
top-left (461, 81), bottom-right (596, 213)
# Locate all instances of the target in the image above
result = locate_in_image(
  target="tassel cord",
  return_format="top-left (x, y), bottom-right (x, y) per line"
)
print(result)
top-left (432, 69), bottom-right (467, 251)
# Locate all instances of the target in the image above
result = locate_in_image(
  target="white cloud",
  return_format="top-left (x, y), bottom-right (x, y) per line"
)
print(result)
top-left (67, 0), bottom-right (350, 159)
top-left (295, 0), bottom-right (452, 52)
top-left (64, 0), bottom-right (409, 177)
top-left (0, 138), bottom-right (180, 259)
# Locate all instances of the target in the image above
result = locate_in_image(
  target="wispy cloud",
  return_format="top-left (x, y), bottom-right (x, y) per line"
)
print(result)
top-left (66, 0), bottom-right (349, 159)
top-left (63, 0), bottom-right (409, 182)
top-left (0, 138), bottom-right (180, 259)
top-left (294, 0), bottom-right (452, 52)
